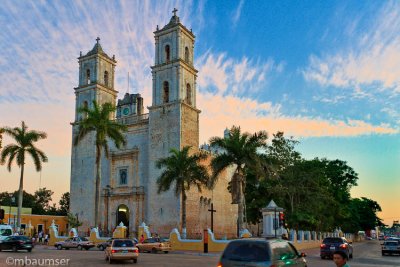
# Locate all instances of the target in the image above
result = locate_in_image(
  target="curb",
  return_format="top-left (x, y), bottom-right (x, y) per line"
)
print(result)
top-left (170, 251), bottom-right (220, 257)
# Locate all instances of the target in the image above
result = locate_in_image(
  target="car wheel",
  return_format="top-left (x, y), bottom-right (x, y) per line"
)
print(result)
top-left (27, 249), bottom-right (32, 252)
top-left (99, 245), bottom-right (104, 251)
top-left (382, 252), bottom-right (385, 256)
top-left (0, 246), bottom-right (2, 252)
top-left (151, 248), bottom-right (157, 254)
top-left (320, 255), bottom-right (324, 259)
top-left (77, 245), bottom-right (82, 250)
top-left (133, 259), bottom-right (137, 263)
top-left (57, 245), bottom-right (62, 250)
top-left (164, 251), bottom-right (169, 254)
top-left (12, 246), bottom-right (17, 252)
top-left (85, 247), bottom-right (89, 250)
top-left (350, 253), bottom-right (353, 259)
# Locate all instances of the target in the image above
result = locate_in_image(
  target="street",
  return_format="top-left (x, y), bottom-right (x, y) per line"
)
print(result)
top-left (0, 240), bottom-right (399, 267)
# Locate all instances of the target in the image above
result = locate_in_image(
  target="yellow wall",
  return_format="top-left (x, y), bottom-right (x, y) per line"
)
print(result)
top-left (2, 213), bottom-right (68, 236)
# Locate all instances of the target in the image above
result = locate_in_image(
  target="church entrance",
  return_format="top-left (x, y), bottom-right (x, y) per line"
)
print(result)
top-left (116, 204), bottom-right (130, 229)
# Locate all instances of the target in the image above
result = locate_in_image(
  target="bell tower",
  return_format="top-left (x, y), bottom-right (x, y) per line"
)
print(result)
top-left (147, 9), bottom-right (201, 232)
top-left (70, 38), bottom-right (118, 227)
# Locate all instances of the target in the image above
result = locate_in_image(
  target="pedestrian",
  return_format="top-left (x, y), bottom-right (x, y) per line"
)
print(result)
top-left (44, 233), bottom-right (49, 245)
top-left (139, 234), bottom-right (145, 243)
top-left (333, 250), bottom-right (350, 267)
top-left (38, 231), bottom-right (43, 243)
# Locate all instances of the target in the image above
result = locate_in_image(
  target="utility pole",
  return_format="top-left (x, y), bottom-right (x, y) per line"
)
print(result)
top-left (208, 203), bottom-right (217, 233)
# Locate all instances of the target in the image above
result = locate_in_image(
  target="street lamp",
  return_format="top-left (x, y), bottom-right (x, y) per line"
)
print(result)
top-left (8, 196), bottom-right (15, 226)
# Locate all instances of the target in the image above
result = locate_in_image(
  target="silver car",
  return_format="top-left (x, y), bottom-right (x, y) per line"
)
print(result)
top-left (55, 237), bottom-right (95, 250)
top-left (218, 239), bottom-right (307, 267)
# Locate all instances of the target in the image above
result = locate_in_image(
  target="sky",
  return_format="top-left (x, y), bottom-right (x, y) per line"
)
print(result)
top-left (0, 0), bottom-right (399, 226)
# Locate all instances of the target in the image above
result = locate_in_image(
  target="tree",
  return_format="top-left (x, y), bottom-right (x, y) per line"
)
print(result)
top-left (34, 187), bottom-right (54, 213)
top-left (58, 192), bottom-right (70, 215)
top-left (156, 146), bottom-right (210, 238)
top-left (67, 212), bottom-right (82, 229)
top-left (209, 126), bottom-right (268, 234)
top-left (0, 121), bottom-right (48, 229)
top-left (74, 101), bottom-right (127, 227)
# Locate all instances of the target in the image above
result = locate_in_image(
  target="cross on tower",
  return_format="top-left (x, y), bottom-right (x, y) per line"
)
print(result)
top-left (96, 37), bottom-right (100, 44)
top-left (172, 8), bottom-right (178, 16)
top-left (208, 203), bottom-right (217, 233)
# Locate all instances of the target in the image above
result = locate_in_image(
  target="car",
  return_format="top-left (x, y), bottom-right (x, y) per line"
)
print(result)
top-left (97, 238), bottom-right (114, 251)
top-left (381, 240), bottom-right (400, 256)
top-left (98, 238), bottom-right (138, 251)
top-left (320, 237), bottom-right (353, 259)
top-left (0, 225), bottom-right (13, 241)
top-left (217, 238), bottom-right (307, 267)
top-left (55, 236), bottom-right (95, 250)
top-left (136, 237), bottom-right (171, 253)
top-left (0, 235), bottom-right (34, 252)
top-left (104, 239), bottom-right (138, 264)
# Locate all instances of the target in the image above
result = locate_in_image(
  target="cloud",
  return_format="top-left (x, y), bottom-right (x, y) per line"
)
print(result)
top-left (196, 51), bottom-right (283, 96)
top-left (198, 92), bottom-right (398, 144)
top-left (232, 0), bottom-right (245, 26)
top-left (303, 1), bottom-right (400, 95)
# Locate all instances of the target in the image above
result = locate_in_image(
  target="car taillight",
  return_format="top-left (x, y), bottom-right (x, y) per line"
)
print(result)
top-left (111, 249), bottom-right (116, 253)
top-left (340, 244), bottom-right (347, 249)
top-left (320, 244), bottom-right (326, 248)
top-left (217, 262), bottom-right (223, 267)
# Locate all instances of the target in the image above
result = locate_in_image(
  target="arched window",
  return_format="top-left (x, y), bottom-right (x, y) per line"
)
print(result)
top-left (185, 47), bottom-right (189, 63)
top-left (186, 83), bottom-right (192, 105)
top-left (165, 45), bottom-right (170, 63)
top-left (163, 81), bottom-right (169, 103)
top-left (104, 71), bottom-right (109, 87)
top-left (86, 69), bottom-right (91, 84)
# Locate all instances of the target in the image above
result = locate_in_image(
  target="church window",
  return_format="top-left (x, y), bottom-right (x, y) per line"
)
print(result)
top-left (165, 45), bottom-right (170, 63)
top-left (104, 71), bottom-right (109, 87)
top-left (185, 47), bottom-right (189, 63)
top-left (86, 69), bottom-right (91, 84)
top-left (186, 83), bottom-right (192, 105)
top-left (119, 169), bottom-right (128, 185)
top-left (163, 81), bottom-right (169, 103)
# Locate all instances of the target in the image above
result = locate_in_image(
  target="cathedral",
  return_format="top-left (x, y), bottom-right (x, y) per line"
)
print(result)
top-left (70, 10), bottom-right (238, 238)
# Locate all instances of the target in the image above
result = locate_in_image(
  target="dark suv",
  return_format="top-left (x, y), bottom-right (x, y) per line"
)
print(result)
top-left (381, 240), bottom-right (400, 256)
top-left (218, 239), bottom-right (307, 267)
top-left (320, 237), bottom-right (353, 259)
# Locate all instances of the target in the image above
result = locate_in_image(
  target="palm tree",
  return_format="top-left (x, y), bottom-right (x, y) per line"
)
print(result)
top-left (0, 121), bottom-right (48, 230)
top-left (209, 126), bottom-right (268, 234)
top-left (156, 146), bottom-right (210, 238)
top-left (74, 101), bottom-right (127, 227)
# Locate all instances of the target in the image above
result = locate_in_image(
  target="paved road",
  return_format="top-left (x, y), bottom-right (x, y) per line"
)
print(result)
top-left (302, 240), bottom-right (400, 267)
top-left (0, 241), bottom-right (399, 267)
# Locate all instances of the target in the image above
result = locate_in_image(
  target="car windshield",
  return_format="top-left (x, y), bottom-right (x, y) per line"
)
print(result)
top-left (0, 229), bottom-right (12, 236)
top-left (80, 237), bottom-right (89, 241)
top-left (323, 238), bottom-right (343, 243)
top-left (222, 241), bottom-right (270, 262)
top-left (384, 241), bottom-right (398, 246)
top-left (114, 240), bottom-right (134, 247)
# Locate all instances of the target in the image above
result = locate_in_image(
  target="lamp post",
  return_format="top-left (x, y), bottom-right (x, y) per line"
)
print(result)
top-left (8, 196), bottom-right (15, 227)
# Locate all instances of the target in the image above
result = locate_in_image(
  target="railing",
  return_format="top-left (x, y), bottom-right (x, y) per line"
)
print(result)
top-left (115, 113), bottom-right (149, 125)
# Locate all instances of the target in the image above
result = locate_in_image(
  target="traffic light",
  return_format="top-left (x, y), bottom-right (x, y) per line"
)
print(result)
top-left (279, 212), bottom-right (285, 227)
top-left (0, 209), bottom-right (4, 220)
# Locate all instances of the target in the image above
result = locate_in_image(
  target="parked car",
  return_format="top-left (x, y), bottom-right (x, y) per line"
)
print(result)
top-left (0, 225), bottom-right (13, 241)
top-left (136, 237), bottom-right (171, 253)
top-left (104, 239), bottom-right (138, 264)
top-left (98, 238), bottom-right (113, 251)
top-left (55, 237), bottom-right (95, 250)
top-left (320, 237), bottom-right (353, 259)
top-left (217, 238), bottom-right (307, 267)
top-left (381, 240), bottom-right (400, 256)
top-left (0, 235), bottom-right (33, 252)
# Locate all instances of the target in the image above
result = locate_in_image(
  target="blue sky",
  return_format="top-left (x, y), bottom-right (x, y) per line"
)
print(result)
top-left (0, 0), bottom-right (399, 225)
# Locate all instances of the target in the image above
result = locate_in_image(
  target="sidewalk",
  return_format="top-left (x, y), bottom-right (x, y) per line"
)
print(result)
top-left (170, 250), bottom-right (221, 257)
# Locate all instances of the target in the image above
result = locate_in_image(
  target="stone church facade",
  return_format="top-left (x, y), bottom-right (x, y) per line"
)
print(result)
top-left (70, 11), bottom-right (238, 237)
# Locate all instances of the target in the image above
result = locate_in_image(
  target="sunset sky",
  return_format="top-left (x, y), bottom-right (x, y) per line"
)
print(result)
top-left (0, 0), bottom-right (399, 225)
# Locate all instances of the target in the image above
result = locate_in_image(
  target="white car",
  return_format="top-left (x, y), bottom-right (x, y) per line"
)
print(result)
top-left (0, 225), bottom-right (13, 241)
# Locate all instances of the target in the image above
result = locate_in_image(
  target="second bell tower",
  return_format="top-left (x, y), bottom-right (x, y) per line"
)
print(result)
top-left (147, 9), bottom-right (201, 232)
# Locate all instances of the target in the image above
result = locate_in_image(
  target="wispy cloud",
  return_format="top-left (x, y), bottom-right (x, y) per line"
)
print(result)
top-left (232, 0), bottom-right (245, 27)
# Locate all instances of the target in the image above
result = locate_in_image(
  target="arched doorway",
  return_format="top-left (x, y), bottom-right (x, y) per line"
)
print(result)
top-left (116, 204), bottom-right (129, 229)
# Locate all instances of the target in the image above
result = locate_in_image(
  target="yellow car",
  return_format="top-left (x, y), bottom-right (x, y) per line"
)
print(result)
top-left (104, 239), bottom-right (139, 264)
top-left (136, 237), bottom-right (171, 253)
